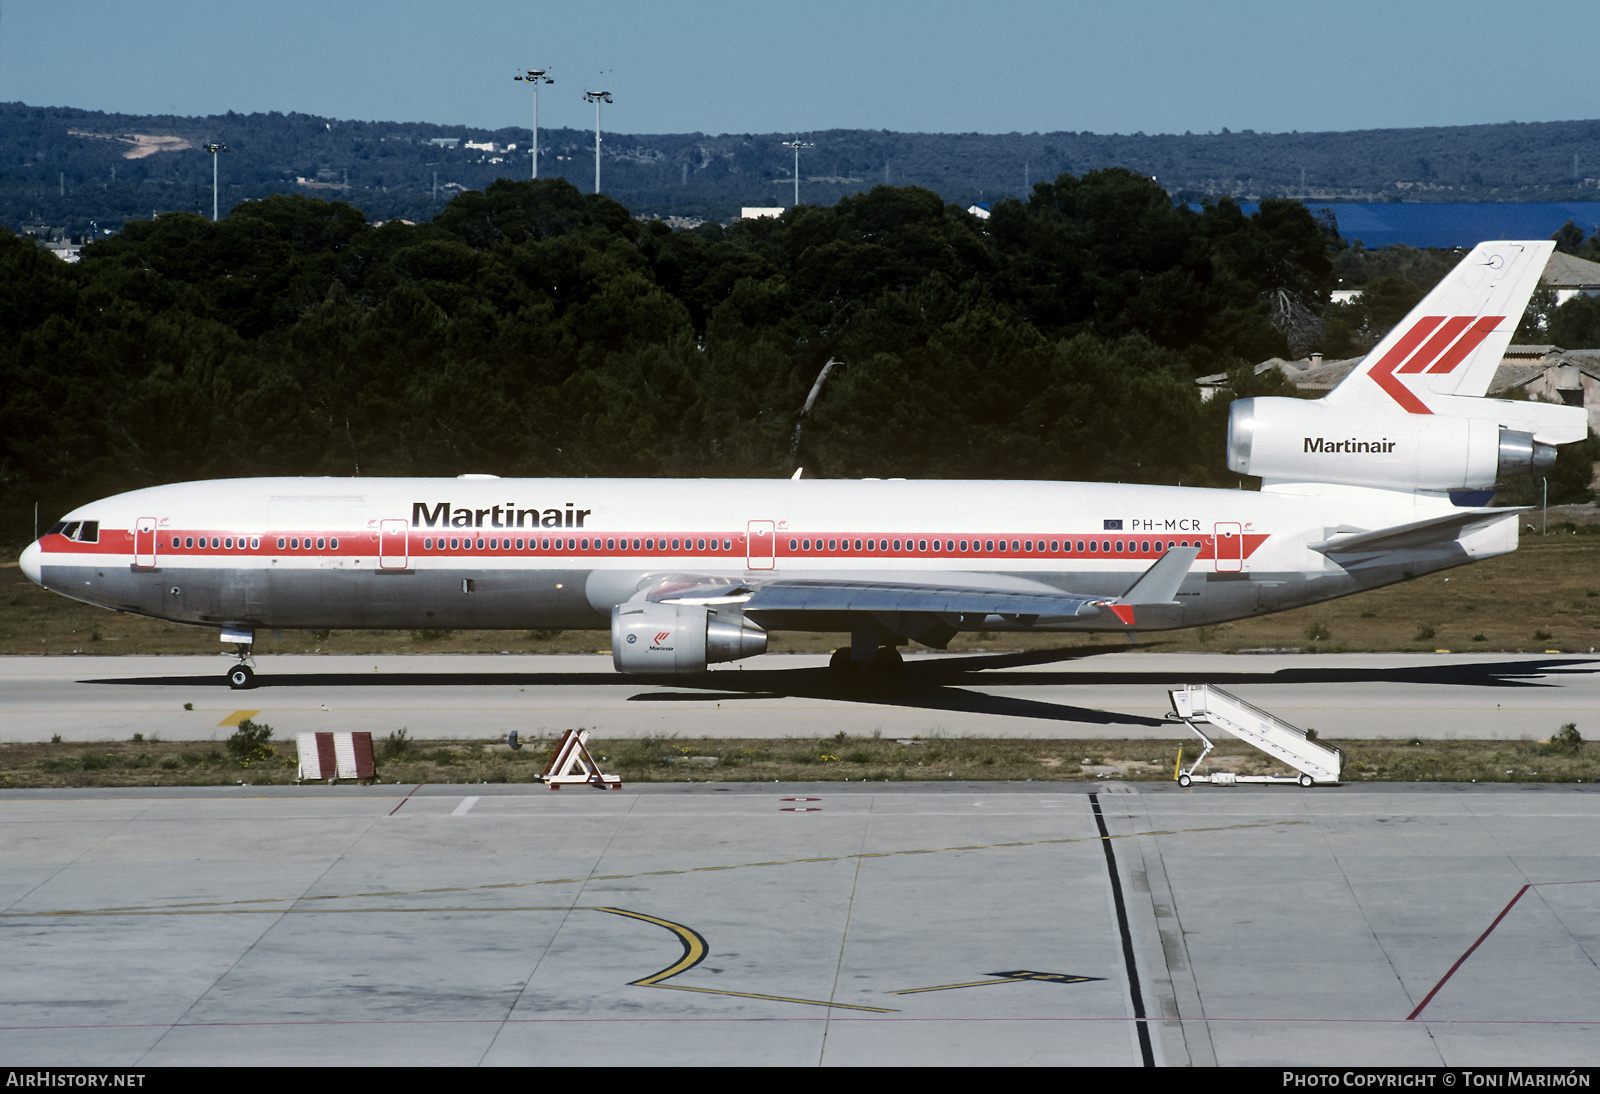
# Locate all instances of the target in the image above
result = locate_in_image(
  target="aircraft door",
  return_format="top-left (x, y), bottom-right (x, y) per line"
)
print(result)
top-left (1213, 522), bottom-right (1243, 572)
top-left (379, 519), bottom-right (409, 570)
top-left (747, 520), bottom-right (775, 570)
top-left (134, 517), bottom-right (158, 568)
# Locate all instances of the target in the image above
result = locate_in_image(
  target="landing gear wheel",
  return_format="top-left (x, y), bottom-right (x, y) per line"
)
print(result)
top-left (829, 646), bottom-right (904, 674)
top-left (1177, 773), bottom-right (1192, 787)
top-left (1298, 773), bottom-right (1315, 788)
top-left (226, 664), bottom-right (255, 690)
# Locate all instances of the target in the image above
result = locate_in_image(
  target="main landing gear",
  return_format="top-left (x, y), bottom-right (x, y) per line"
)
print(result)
top-left (221, 629), bottom-right (257, 689)
top-left (828, 645), bottom-right (904, 674)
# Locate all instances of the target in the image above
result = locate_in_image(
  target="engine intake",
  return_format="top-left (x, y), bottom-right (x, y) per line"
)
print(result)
top-left (611, 602), bottom-right (767, 674)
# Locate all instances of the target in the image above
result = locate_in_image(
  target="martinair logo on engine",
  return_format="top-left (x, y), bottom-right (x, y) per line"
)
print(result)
top-left (654, 631), bottom-right (671, 646)
top-left (1304, 437), bottom-right (1398, 454)
top-left (1368, 315), bottom-right (1504, 415)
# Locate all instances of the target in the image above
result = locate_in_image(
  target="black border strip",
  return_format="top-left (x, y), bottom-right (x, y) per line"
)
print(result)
top-left (1089, 792), bottom-right (1155, 1067)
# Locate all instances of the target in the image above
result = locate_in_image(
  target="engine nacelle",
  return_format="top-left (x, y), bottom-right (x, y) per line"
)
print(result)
top-left (1227, 397), bottom-right (1556, 491)
top-left (611, 602), bottom-right (768, 674)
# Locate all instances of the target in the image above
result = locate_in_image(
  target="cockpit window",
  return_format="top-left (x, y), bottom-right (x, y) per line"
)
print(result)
top-left (77, 521), bottom-right (98, 543)
top-left (47, 522), bottom-right (67, 537)
top-left (61, 522), bottom-right (81, 540)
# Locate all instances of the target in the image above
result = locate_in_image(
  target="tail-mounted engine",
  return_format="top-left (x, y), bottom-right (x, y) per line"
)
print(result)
top-left (612, 602), bottom-right (767, 674)
top-left (1226, 397), bottom-right (1580, 491)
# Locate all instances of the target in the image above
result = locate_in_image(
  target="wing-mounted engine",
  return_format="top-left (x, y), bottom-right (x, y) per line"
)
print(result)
top-left (1227, 396), bottom-right (1584, 492)
top-left (611, 602), bottom-right (767, 675)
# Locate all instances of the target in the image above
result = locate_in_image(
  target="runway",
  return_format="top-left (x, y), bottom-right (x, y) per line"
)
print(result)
top-left (2, 781), bottom-right (1597, 1066)
top-left (1, 650), bottom-right (1597, 743)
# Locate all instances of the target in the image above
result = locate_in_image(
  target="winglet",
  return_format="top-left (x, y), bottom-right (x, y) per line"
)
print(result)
top-left (1119, 546), bottom-right (1201, 604)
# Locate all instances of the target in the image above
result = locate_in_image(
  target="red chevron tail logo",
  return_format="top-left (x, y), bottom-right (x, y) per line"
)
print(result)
top-left (1368, 314), bottom-right (1503, 413)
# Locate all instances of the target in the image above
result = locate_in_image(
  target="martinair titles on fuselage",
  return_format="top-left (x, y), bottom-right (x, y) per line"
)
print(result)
top-left (409, 500), bottom-right (1209, 536)
top-left (413, 501), bottom-right (592, 530)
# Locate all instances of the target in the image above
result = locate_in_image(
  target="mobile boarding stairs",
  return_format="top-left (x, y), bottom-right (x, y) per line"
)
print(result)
top-left (1167, 684), bottom-right (1342, 787)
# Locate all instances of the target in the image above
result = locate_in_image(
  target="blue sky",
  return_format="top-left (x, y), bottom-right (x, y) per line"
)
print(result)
top-left (1, 1), bottom-right (1593, 136)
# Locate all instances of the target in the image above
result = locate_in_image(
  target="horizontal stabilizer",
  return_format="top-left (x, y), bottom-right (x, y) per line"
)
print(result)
top-left (1307, 508), bottom-right (1517, 554)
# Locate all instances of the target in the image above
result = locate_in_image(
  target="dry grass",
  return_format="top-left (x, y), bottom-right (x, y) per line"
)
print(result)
top-left (2, 731), bottom-right (1595, 789)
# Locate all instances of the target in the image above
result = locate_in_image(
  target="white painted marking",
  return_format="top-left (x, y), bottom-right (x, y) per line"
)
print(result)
top-left (452, 796), bottom-right (480, 816)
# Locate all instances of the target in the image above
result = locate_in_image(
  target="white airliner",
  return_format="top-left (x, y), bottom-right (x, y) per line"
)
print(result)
top-left (19, 241), bottom-right (1586, 689)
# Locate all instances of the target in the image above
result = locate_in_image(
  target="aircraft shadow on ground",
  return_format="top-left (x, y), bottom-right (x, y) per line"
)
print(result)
top-left (79, 648), bottom-right (1599, 732)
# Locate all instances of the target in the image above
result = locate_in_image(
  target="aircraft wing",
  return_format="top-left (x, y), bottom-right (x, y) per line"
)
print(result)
top-left (741, 579), bottom-right (1105, 620)
top-left (662, 546), bottom-right (1206, 639)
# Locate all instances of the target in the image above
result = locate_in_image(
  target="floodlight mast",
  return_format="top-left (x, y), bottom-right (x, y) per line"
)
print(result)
top-left (782, 138), bottom-right (814, 207)
top-left (202, 143), bottom-right (229, 222)
top-left (513, 68), bottom-right (554, 180)
top-left (583, 89), bottom-right (612, 194)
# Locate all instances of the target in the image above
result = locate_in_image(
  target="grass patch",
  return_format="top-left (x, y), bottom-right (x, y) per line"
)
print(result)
top-left (1, 730), bottom-right (1596, 788)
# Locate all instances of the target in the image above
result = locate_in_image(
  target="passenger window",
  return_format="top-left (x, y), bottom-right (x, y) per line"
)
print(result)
top-left (1089, 541), bottom-right (1098, 553)
top-left (1023, 541), bottom-right (1032, 552)
top-left (984, 540), bottom-right (994, 551)
top-left (450, 538), bottom-right (460, 550)
top-left (225, 538), bottom-right (233, 549)
top-left (697, 538), bottom-right (706, 550)
top-left (1050, 541), bottom-right (1059, 552)
top-left (171, 537), bottom-right (180, 548)
top-left (672, 539), bottom-right (680, 550)
top-left (1141, 541), bottom-right (1150, 552)
top-left (853, 539), bottom-right (862, 551)
top-left (517, 538), bottom-right (525, 549)
top-left (250, 538), bottom-right (260, 549)
top-left (330, 539), bottom-right (338, 550)
top-left (828, 539), bottom-right (837, 551)
top-left (606, 538), bottom-right (615, 550)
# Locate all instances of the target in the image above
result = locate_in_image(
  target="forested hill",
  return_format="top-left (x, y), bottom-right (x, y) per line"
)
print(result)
top-left (0, 171), bottom-right (1338, 542)
top-left (4, 100), bottom-right (1600, 233)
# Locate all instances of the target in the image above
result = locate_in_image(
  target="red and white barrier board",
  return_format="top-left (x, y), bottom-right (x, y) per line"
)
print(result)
top-left (297, 732), bottom-right (376, 782)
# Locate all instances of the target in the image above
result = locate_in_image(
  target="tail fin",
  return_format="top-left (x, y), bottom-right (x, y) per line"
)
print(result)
top-left (1325, 240), bottom-right (1553, 414)
top-left (1227, 241), bottom-right (1586, 491)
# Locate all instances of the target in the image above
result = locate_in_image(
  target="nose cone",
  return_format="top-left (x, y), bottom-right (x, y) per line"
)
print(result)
top-left (19, 541), bottom-right (43, 586)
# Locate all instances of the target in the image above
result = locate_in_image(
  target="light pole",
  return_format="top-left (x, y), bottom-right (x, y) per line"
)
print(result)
top-left (513, 68), bottom-right (554, 180)
top-left (782, 137), bottom-right (814, 207)
top-left (202, 143), bottom-right (229, 221)
top-left (583, 88), bottom-right (612, 194)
